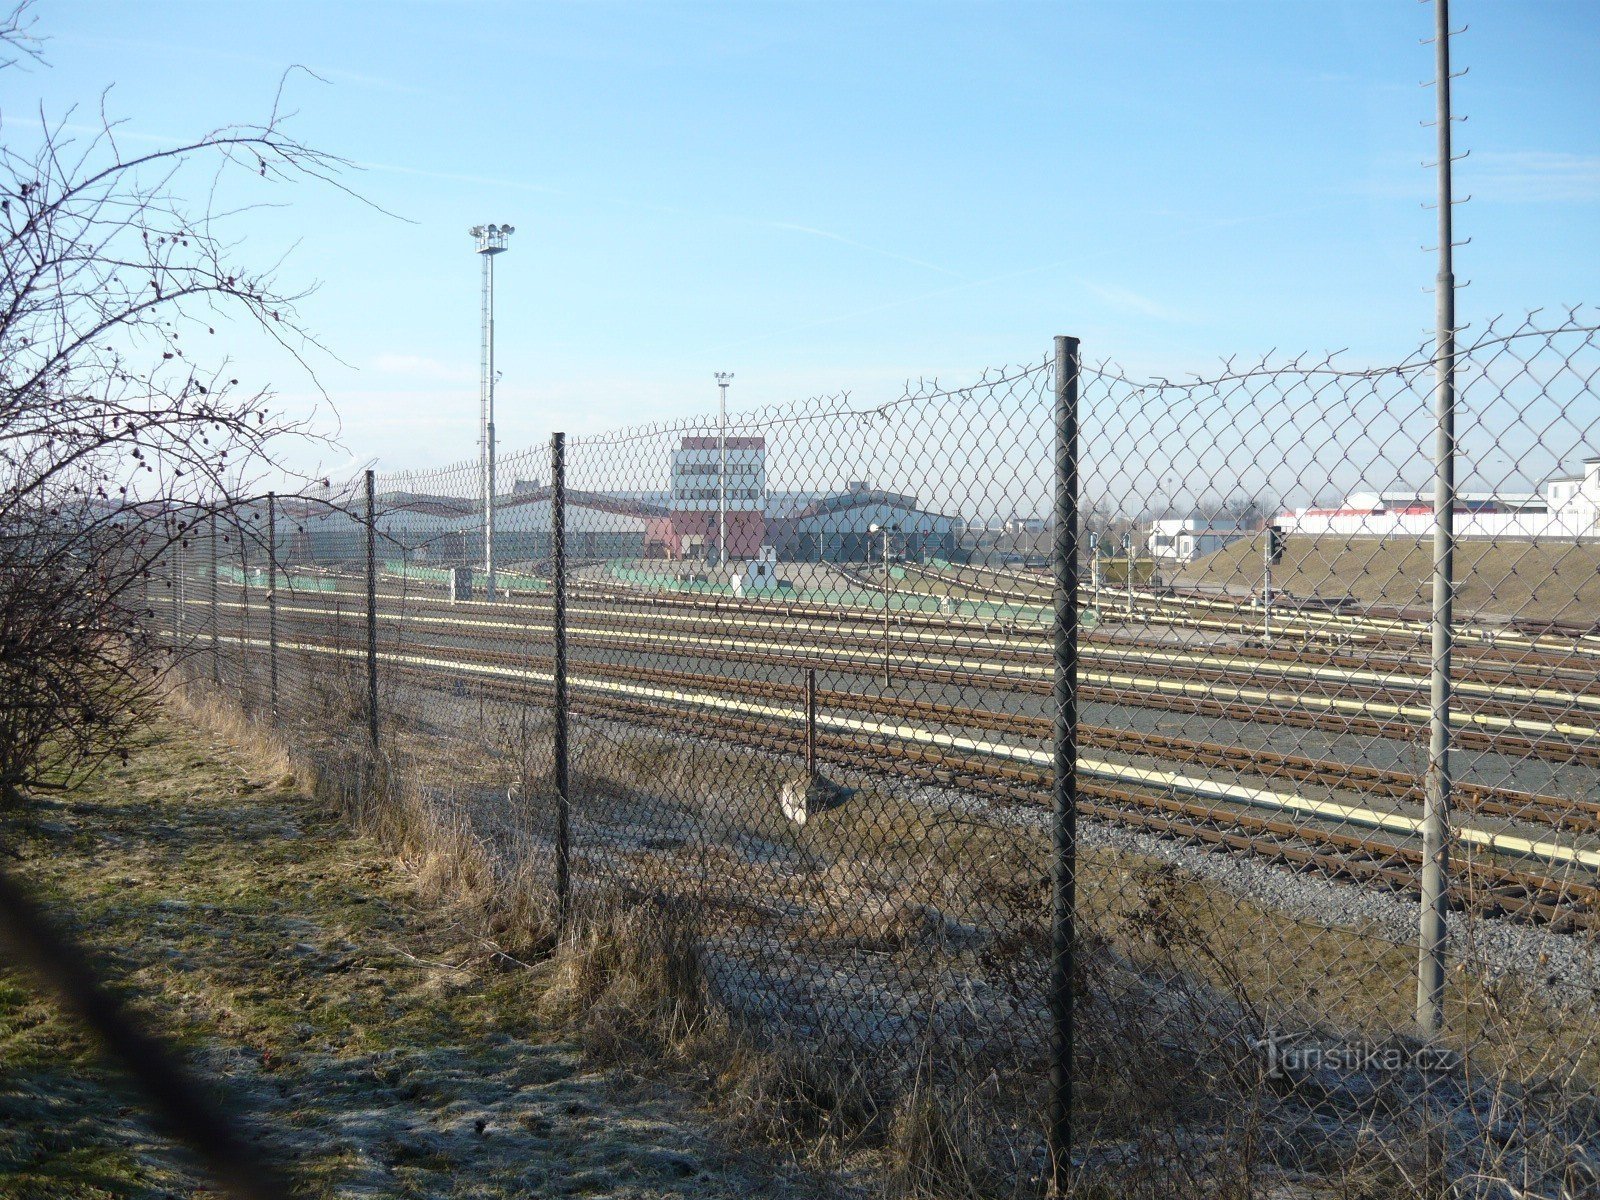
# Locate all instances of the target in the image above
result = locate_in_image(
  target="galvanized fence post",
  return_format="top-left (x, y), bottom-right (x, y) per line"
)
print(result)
top-left (1050, 334), bottom-right (1081, 1195)
top-left (550, 433), bottom-right (571, 926)
top-left (267, 493), bottom-right (279, 722)
top-left (1418, 0), bottom-right (1458, 1038)
top-left (238, 514), bottom-right (250, 707)
top-left (365, 470), bottom-right (380, 756)
top-left (805, 666), bottom-right (818, 781)
top-left (209, 511), bottom-right (220, 686)
top-left (171, 535), bottom-right (182, 641)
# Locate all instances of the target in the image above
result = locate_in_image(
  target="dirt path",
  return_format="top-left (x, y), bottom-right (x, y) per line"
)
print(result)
top-left (0, 711), bottom-right (831, 1199)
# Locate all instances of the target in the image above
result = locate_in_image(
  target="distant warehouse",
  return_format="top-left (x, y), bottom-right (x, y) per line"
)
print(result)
top-left (288, 486), bottom-right (661, 564)
top-left (767, 484), bottom-right (958, 563)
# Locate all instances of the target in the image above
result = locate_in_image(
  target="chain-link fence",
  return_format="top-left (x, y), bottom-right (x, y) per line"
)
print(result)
top-left (162, 308), bottom-right (1600, 1197)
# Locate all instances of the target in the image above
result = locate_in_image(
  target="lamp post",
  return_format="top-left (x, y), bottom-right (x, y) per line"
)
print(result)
top-left (715, 372), bottom-right (734, 569)
top-left (870, 522), bottom-right (899, 687)
top-left (471, 223), bottom-right (513, 600)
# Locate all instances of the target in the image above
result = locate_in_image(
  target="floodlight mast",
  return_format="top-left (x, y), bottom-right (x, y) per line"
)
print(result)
top-left (715, 372), bottom-right (734, 567)
top-left (471, 224), bottom-right (513, 600)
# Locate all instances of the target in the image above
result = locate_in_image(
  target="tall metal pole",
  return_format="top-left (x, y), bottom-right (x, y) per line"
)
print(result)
top-left (551, 432), bottom-right (571, 927)
top-left (1124, 532), bottom-right (1134, 622)
top-left (716, 372), bottom-right (733, 568)
top-left (473, 225), bottom-right (513, 601)
top-left (172, 535), bottom-right (182, 641)
top-left (1049, 334), bottom-right (1081, 1195)
top-left (365, 470), bottom-right (379, 755)
top-left (875, 525), bottom-right (896, 687)
top-left (267, 493), bottom-right (279, 721)
top-left (884, 528), bottom-right (891, 685)
top-left (1418, 0), bottom-right (1458, 1037)
top-left (483, 249), bottom-right (497, 600)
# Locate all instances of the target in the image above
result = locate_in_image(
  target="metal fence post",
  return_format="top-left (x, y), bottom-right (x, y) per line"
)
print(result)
top-left (365, 470), bottom-right (380, 755)
top-left (551, 433), bottom-right (571, 926)
top-left (267, 493), bottom-right (279, 722)
top-left (1050, 334), bottom-right (1081, 1194)
top-left (171, 536), bottom-right (182, 641)
top-left (238, 515), bottom-right (249, 707)
top-left (805, 667), bottom-right (818, 781)
top-left (208, 511), bottom-right (220, 686)
top-left (1418, 0), bottom-right (1457, 1037)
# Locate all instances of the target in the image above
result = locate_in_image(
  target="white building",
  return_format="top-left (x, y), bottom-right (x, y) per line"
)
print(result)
top-left (1146, 518), bottom-right (1250, 565)
top-left (1279, 457), bottom-right (1600, 541)
top-left (732, 546), bottom-right (781, 596)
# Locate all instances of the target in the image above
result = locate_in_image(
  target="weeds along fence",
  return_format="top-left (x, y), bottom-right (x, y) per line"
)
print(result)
top-left (162, 309), bottom-right (1600, 1198)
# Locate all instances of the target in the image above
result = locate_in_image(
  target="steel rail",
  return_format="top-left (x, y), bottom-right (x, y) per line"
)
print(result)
top-left (243, 633), bottom-right (1600, 878)
top-left (245, 604), bottom-right (1600, 767)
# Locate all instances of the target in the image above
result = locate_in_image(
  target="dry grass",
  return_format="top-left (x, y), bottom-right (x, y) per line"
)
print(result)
top-left (171, 667), bottom-right (1600, 1198)
top-left (170, 677), bottom-right (561, 966)
top-left (537, 898), bottom-right (709, 1061)
top-left (1176, 532), bottom-right (1600, 624)
top-left (1, 692), bottom-right (833, 1199)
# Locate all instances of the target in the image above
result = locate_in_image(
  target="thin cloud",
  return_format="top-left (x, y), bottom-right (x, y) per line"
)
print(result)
top-left (1466, 151), bottom-right (1600, 204)
top-left (764, 222), bottom-right (964, 278)
top-left (1352, 151), bottom-right (1600, 205)
top-left (54, 34), bottom-right (424, 96)
top-left (1080, 281), bottom-right (1187, 323)
top-left (355, 160), bottom-right (961, 277)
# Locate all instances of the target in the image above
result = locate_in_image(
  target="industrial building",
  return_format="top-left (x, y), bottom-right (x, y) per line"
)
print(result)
top-left (285, 488), bottom-right (662, 564)
top-left (278, 429), bottom-right (960, 568)
top-left (1278, 456), bottom-right (1600, 540)
top-left (767, 485), bottom-right (958, 563)
top-left (654, 435), bottom-right (767, 560)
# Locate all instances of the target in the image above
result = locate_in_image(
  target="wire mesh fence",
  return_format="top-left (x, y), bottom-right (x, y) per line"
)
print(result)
top-left (160, 308), bottom-right (1600, 1197)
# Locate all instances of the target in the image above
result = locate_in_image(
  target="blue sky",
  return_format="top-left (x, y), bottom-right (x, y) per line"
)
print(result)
top-left (13, 0), bottom-right (1600, 475)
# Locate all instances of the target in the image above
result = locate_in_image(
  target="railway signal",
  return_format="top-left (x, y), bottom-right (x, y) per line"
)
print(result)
top-left (1121, 531), bottom-right (1135, 622)
top-left (1262, 524), bottom-right (1284, 644)
top-left (1266, 524), bottom-right (1286, 567)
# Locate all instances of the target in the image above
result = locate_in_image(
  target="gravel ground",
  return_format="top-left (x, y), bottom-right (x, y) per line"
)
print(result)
top-left (1079, 817), bottom-right (1600, 1004)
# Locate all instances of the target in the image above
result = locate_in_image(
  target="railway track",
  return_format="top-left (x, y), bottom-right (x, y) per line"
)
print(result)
top-left (340, 639), bottom-right (1600, 836)
top-left (230, 595), bottom-right (1600, 768)
top-left (228, 614), bottom-right (1600, 857)
top-left (367, 657), bottom-right (1600, 934)
top-left (233, 590), bottom-right (1600, 739)
top-left (909, 560), bottom-right (1600, 659)
top-left (279, 574), bottom-right (1600, 690)
top-left (199, 607), bottom-right (1600, 929)
top-left (256, 580), bottom-right (1600, 706)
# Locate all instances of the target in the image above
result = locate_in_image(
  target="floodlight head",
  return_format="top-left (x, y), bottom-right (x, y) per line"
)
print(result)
top-left (715, 371), bottom-right (734, 386)
top-left (472, 224), bottom-right (513, 255)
